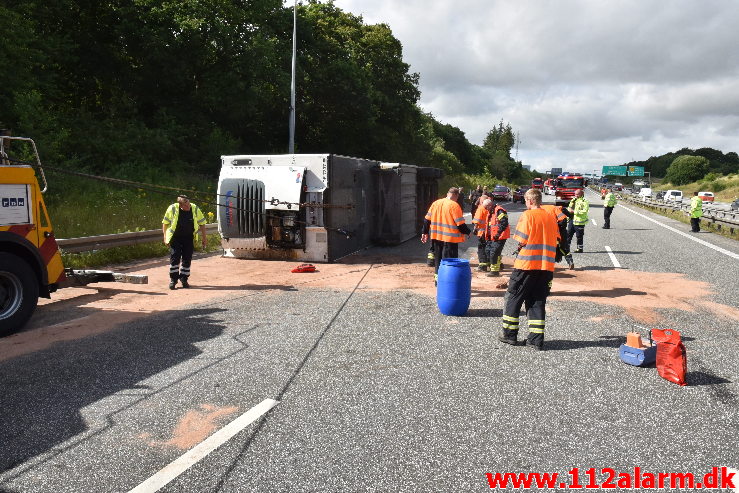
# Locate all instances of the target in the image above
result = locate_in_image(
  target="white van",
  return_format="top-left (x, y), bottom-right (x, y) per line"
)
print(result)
top-left (664, 190), bottom-right (683, 203)
top-left (638, 187), bottom-right (652, 199)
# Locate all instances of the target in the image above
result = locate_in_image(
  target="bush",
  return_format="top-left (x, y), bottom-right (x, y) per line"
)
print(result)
top-left (665, 155), bottom-right (710, 185)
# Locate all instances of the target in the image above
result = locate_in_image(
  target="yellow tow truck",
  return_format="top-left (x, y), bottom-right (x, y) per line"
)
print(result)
top-left (0, 136), bottom-right (146, 336)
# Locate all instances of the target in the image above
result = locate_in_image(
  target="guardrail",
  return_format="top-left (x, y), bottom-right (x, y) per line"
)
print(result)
top-left (616, 194), bottom-right (739, 235)
top-left (57, 223), bottom-right (219, 253)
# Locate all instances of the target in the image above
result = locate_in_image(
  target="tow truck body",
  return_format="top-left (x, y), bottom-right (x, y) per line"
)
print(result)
top-left (1, 136), bottom-right (147, 336)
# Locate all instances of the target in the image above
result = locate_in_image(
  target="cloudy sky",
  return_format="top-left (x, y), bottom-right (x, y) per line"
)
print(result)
top-left (331, 0), bottom-right (739, 174)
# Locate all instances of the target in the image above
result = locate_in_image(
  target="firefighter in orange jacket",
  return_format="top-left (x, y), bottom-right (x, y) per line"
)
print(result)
top-left (541, 204), bottom-right (575, 270)
top-left (499, 188), bottom-right (559, 350)
top-left (483, 198), bottom-right (510, 277)
top-left (471, 193), bottom-right (491, 271)
top-left (421, 187), bottom-right (470, 283)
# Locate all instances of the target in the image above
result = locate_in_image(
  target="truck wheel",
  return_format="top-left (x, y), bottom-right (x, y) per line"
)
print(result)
top-left (0, 253), bottom-right (39, 337)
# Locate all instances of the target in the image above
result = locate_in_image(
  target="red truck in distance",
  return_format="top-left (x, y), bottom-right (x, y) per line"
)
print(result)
top-left (531, 177), bottom-right (544, 190)
top-left (554, 174), bottom-right (585, 206)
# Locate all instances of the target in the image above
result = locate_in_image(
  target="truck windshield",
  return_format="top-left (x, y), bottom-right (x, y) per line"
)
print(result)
top-left (559, 179), bottom-right (583, 188)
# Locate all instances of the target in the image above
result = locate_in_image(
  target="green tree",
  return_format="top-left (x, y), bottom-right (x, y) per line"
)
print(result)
top-left (665, 155), bottom-right (710, 185)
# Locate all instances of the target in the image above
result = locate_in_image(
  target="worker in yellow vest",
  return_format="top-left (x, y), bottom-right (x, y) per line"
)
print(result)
top-left (603, 190), bottom-right (617, 229)
top-left (162, 195), bottom-right (207, 290)
top-left (566, 189), bottom-right (589, 253)
top-left (689, 191), bottom-right (703, 232)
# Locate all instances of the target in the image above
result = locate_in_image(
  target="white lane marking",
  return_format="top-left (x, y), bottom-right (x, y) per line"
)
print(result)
top-left (604, 245), bottom-right (621, 268)
top-left (618, 204), bottom-right (739, 261)
top-left (128, 398), bottom-right (279, 493)
top-left (591, 218), bottom-right (597, 226)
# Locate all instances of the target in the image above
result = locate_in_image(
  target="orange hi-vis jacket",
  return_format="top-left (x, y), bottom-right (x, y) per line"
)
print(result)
top-left (540, 204), bottom-right (567, 224)
top-left (425, 198), bottom-right (466, 243)
top-left (472, 205), bottom-right (489, 237)
top-left (484, 204), bottom-right (510, 241)
top-left (512, 207), bottom-right (560, 271)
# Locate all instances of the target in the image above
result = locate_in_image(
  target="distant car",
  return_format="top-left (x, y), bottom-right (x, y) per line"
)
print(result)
top-left (512, 186), bottom-right (530, 203)
top-left (732, 198), bottom-right (739, 211)
top-left (697, 191), bottom-right (715, 203)
top-left (638, 187), bottom-right (652, 199)
top-left (491, 185), bottom-right (511, 201)
top-left (664, 190), bottom-right (683, 203)
top-left (655, 191), bottom-right (666, 201)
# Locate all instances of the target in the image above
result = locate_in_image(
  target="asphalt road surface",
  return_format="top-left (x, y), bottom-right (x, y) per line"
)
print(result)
top-left (1, 190), bottom-right (738, 492)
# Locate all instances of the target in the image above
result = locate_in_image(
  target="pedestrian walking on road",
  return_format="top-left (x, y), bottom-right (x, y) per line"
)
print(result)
top-left (603, 190), bottom-right (617, 229)
top-left (421, 187), bottom-right (470, 285)
top-left (456, 187), bottom-right (466, 211)
top-left (689, 191), bottom-right (703, 232)
top-left (499, 189), bottom-right (559, 350)
top-left (567, 189), bottom-right (589, 253)
top-left (162, 195), bottom-right (207, 290)
top-left (483, 198), bottom-right (510, 277)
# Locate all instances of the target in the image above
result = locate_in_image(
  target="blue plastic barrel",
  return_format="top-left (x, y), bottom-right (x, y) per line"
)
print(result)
top-left (437, 258), bottom-right (472, 316)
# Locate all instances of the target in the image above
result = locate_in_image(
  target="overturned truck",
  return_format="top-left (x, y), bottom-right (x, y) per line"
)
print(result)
top-left (217, 154), bottom-right (443, 262)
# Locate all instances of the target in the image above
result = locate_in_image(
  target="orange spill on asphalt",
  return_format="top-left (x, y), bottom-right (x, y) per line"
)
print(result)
top-left (150, 404), bottom-right (239, 450)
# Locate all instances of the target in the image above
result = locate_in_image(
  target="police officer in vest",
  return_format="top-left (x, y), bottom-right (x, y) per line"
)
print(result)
top-left (499, 189), bottom-right (559, 350)
top-left (603, 189), bottom-right (617, 229)
top-left (566, 189), bottom-right (589, 253)
top-left (483, 198), bottom-right (510, 277)
top-left (162, 195), bottom-right (207, 290)
top-left (421, 187), bottom-right (470, 285)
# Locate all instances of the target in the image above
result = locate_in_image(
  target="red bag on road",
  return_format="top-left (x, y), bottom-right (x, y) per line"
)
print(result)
top-left (651, 328), bottom-right (688, 386)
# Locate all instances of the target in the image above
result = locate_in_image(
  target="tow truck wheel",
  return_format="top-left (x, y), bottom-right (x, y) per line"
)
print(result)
top-left (0, 253), bottom-right (39, 337)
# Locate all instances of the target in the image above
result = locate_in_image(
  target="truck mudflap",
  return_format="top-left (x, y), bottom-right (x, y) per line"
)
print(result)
top-left (59, 269), bottom-right (148, 287)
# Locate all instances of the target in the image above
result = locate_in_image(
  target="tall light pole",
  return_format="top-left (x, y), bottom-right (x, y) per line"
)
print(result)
top-left (288, 0), bottom-right (297, 154)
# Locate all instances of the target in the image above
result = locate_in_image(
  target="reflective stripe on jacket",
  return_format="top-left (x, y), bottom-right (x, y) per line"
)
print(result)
top-left (604, 192), bottom-right (617, 207)
top-left (484, 204), bottom-right (510, 241)
top-left (690, 196), bottom-right (703, 218)
top-left (472, 205), bottom-right (489, 237)
top-left (568, 197), bottom-right (589, 226)
top-left (512, 208), bottom-right (560, 272)
top-left (424, 198), bottom-right (466, 243)
top-left (162, 202), bottom-right (206, 244)
top-left (541, 204), bottom-right (567, 224)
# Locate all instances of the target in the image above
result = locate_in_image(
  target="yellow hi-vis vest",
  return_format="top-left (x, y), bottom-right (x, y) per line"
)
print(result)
top-left (690, 196), bottom-right (703, 218)
top-left (162, 202), bottom-right (206, 244)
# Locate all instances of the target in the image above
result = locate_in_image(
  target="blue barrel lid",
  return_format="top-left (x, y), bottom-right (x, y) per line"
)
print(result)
top-left (440, 258), bottom-right (469, 266)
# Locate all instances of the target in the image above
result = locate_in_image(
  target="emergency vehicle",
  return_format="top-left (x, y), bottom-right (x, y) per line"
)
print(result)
top-left (554, 173), bottom-right (585, 206)
top-left (1, 136), bottom-right (146, 336)
top-left (531, 177), bottom-right (543, 190)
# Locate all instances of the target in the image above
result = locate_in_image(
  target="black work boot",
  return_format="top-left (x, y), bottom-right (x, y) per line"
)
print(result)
top-left (169, 280), bottom-right (177, 290)
top-left (498, 328), bottom-right (521, 346)
top-left (180, 277), bottom-right (190, 288)
top-left (526, 333), bottom-right (544, 351)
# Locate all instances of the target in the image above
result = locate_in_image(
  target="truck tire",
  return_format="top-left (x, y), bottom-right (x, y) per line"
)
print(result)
top-left (0, 252), bottom-right (39, 337)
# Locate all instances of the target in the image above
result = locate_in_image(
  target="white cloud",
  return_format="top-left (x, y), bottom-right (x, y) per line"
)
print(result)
top-left (331, 0), bottom-right (739, 173)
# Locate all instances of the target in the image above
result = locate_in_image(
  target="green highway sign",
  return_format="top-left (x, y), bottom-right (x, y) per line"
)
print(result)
top-left (627, 166), bottom-right (645, 176)
top-left (602, 165), bottom-right (627, 176)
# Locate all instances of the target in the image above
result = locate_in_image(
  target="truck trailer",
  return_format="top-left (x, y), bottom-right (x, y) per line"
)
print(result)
top-left (217, 154), bottom-right (443, 262)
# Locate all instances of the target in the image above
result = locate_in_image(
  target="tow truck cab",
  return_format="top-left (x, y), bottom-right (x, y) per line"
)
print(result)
top-left (554, 174), bottom-right (585, 206)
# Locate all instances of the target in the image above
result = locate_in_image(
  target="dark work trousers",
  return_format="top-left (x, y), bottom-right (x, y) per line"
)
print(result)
top-left (567, 221), bottom-right (585, 250)
top-left (502, 269), bottom-right (554, 347)
top-left (432, 240), bottom-right (459, 274)
top-left (690, 217), bottom-right (701, 232)
top-left (556, 222), bottom-right (574, 267)
top-left (485, 239), bottom-right (507, 272)
top-left (477, 236), bottom-right (488, 265)
top-left (603, 206), bottom-right (614, 229)
top-left (169, 236), bottom-right (194, 281)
